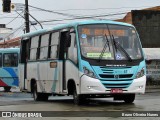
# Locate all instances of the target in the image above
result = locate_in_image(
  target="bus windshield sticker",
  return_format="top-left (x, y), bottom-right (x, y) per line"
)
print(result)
top-left (81, 34), bottom-right (87, 39)
top-left (87, 53), bottom-right (112, 58)
top-left (116, 54), bottom-right (122, 60)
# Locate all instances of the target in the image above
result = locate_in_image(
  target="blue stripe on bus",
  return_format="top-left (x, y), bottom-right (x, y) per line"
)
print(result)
top-left (3, 68), bottom-right (19, 86)
top-left (52, 67), bottom-right (58, 92)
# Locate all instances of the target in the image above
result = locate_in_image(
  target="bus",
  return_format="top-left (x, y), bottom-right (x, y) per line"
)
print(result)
top-left (19, 20), bottom-right (146, 104)
top-left (0, 48), bottom-right (19, 92)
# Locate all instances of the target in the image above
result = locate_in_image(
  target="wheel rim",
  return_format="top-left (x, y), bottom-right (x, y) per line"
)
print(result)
top-left (73, 91), bottom-right (77, 102)
top-left (33, 84), bottom-right (37, 100)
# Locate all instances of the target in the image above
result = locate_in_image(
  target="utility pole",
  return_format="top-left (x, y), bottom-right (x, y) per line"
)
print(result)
top-left (24, 0), bottom-right (30, 33)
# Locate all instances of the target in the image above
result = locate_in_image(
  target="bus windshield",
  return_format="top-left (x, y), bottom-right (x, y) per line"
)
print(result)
top-left (78, 24), bottom-right (143, 60)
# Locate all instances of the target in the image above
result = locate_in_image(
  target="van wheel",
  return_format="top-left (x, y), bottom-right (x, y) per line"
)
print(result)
top-left (33, 83), bottom-right (48, 101)
top-left (4, 86), bottom-right (11, 92)
top-left (123, 94), bottom-right (135, 103)
top-left (73, 86), bottom-right (84, 105)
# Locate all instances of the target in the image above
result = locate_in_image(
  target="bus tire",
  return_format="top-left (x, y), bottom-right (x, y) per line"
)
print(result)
top-left (4, 86), bottom-right (11, 92)
top-left (73, 86), bottom-right (84, 105)
top-left (33, 83), bottom-right (40, 101)
top-left (123, 94), bottom-right (135, 103)
top-left (33, 83), bottom-right (48, 101)
top-left (40, 94), bottom-right (49, 101)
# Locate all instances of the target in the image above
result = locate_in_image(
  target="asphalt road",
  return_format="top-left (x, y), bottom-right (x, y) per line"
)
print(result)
top-left (0, 87), bottom-right (160, 120)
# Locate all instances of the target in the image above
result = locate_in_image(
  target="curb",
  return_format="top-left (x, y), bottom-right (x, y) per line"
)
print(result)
top-left (145, 89), bottom-right (160, 93)
top-left (145, 85), bottom-right (160, 93)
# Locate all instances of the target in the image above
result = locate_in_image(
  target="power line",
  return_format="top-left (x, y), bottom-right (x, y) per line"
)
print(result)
top-left (43, 23), bottom-right (67, 25)
top-left (0, 16), bottom-right (21, 19)
top-left (29, 5), bottom-right (157, 12)
top-left (28, 5), bottom-right (81, 18)
top-left (29, 5), bottom-right (117, 22)
top-left (12, 27), bottom-right (23, 38)
top-left (40, 12), bottom-right (127, 23)
top-left (15, 11), bottom-right (38, 31)
top-left (0, 13), bottom-right (18, 16)
top-left (28, 4), bottom-right (158, 23)
top-left (3, 4), bottom-right (155, 35)
top-left (6, 11), bottom-right (24, 25)
top-left (4, 24), bottom-right (24, 39)
top-left (0, 13), bottom-right (22, 19)
top-left (28, 5), bottom-right (130, 23)
top-left (12, 19), bottom-right (24, 37)
top-left (2, 4), bottom-right (152, 26)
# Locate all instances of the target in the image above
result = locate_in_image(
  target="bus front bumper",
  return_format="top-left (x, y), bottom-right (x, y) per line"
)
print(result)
top-left (80, 75), bottom-right (146, 94)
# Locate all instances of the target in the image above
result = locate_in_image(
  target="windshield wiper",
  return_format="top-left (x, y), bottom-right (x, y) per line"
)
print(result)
top-left (98, 34), bottom-right (110, 62)
top-left (105, 34), bottom-right (111, 52)
top-left (112, 34), bottom-right (132, 62)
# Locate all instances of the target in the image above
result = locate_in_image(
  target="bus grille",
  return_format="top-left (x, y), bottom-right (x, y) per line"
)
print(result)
top-left (99, 74), bottom-right (133, 78)
top-left (98, 67), bottom-right (134, 89)
top-left (100, 79), bottom-right (133, 88)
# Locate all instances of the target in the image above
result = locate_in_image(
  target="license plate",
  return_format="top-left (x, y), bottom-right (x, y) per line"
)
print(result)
top-left (111, 89), bottom-right (123, 93)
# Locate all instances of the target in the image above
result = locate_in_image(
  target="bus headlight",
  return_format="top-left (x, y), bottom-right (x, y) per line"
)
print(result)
top-left (136, 68), bottom-right (145, 78)
top-left (83, 67), bottom-right (97, 78)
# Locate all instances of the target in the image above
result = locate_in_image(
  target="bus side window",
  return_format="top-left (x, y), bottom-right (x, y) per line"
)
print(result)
top-left (3, 53), bottom-right (18, 67)
top-left (29, 36), bottom-right (39, 60)
top-left (3, 54), bottom-right (10, 67)
top-left (68, 32), bottom-right (78, 64)
top-left (12, 53), bottom-right (18, 66)
top-left (40, 34), bottom-right (49, 59)
top-left (49, 32), bottom-right (59, 59)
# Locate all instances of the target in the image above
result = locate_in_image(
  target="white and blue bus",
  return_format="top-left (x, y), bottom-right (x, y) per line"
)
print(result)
top-left (19, 20), bottom-right (146, 104)
top-left (0, 48), bottom-right (19, 92)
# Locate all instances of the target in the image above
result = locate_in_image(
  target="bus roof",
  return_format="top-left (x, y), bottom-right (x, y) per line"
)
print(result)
top-left (0, 48), bottom-right (20, 53)
top-left (21, 20), bottom-right (133, 39)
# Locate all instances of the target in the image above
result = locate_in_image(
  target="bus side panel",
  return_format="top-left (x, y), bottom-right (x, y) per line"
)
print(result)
top-left (27, 62), bottom-right (39, 92)
top-left (19, 64), bottom-right (26, 90)
top-left (38, 61), bottom-right (61, 93)
top-left (27, 61), bottom-right (63, 94)
top-left (48, 61), bottom-right (62, 94)
top-left (66, 61), bottom-right (80, 94)
top-left (39, 62), bottom-right (48, 80)
top-left (0, 67), bottom-right (19, 87)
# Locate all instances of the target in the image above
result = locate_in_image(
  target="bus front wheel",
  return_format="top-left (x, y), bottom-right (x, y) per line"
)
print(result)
top-left (73, 87), bottom-right (84, 105)
top-left (123, 94), bottom-right (135, 103)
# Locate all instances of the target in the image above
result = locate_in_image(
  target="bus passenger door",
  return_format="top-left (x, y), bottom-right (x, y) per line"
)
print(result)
top-left (59, 31), bottom-right (71, 93)
top-left (19, 39), bottom-right (30, 90)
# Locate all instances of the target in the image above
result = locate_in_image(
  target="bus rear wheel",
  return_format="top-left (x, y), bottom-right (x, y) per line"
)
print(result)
top-left (123, 94), bottom-right (135, 103)
top-left (4, 86), bottom-right (11, 92)
top-left (33, 83), bottom-right (48, 101)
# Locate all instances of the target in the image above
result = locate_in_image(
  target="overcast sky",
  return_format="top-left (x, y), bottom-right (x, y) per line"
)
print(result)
top-left (0, 0), bottom-right (160, 38)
